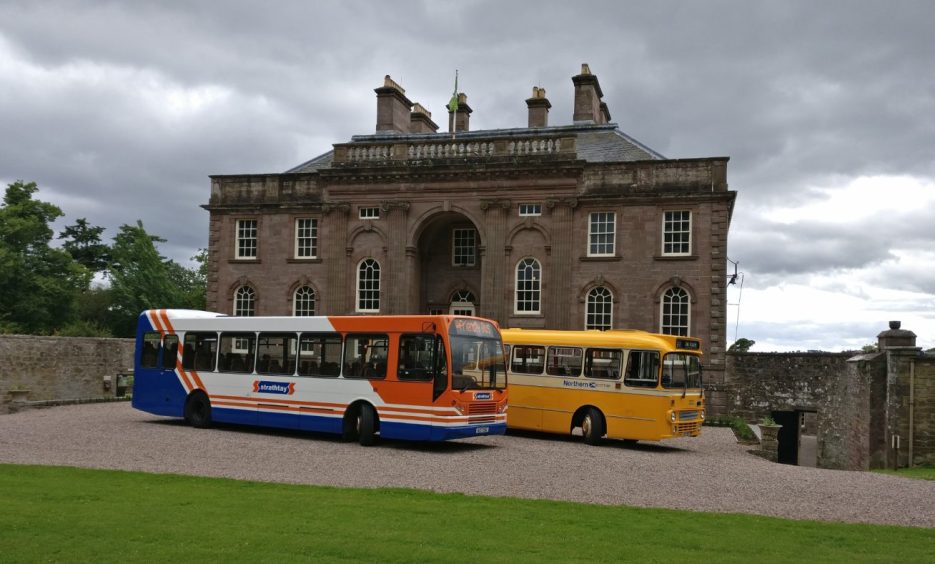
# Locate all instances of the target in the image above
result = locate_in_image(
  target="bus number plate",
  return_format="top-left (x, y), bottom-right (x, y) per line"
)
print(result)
top-left (475, 426), bottom-right (490, 434)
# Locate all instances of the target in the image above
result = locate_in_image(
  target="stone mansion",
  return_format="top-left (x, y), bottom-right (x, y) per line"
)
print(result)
top-left (204, 65), bottom-right (736, 377)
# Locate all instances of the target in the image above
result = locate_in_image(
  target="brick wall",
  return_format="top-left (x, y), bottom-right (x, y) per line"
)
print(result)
top-left (0, 335), bottom-right (134, 411)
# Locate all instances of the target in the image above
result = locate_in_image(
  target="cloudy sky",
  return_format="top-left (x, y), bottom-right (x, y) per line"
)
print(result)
top-left (2, 1), bottom-right (933, 351)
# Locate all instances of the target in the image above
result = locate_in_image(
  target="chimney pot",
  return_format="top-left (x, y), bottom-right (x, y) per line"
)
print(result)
top-left (526, 86), bottom-right (551, 128)
top-left (572, 64), bottom-right (608, 125)
top-left (410, 102), bottom-right (439, 133)
top-left (375, 74), bottom-right (413, 134)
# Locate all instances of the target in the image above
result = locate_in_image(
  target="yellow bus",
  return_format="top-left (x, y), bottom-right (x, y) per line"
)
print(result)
top-left (501, 328), bottom-right (704, 445)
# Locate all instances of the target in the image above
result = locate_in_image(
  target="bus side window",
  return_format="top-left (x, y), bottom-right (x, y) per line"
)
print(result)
top-left (184, 333), bottom-right (218, 372)
top-left (398, 333), bottom-right (434, 381)
top-left (140, 332), bottom-right (160, 368)
top-left (298, 333), bottom-right (342, 377)
top-left (162, 335), bottom-right (179, 370)
top-left (584, 348), bottom-right (621, 379)
top-left (624, 350), bottom-right (660, 388)
top-left (344, 334), bottom-right (389, 380)
top-left (511, 345), bottom-right (545, 374)
top-left (546, 346), bottom-right (583, 377)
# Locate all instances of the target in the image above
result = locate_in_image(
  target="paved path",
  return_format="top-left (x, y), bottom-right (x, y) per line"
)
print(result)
top-left (1, 403), bottom-right (933, 528)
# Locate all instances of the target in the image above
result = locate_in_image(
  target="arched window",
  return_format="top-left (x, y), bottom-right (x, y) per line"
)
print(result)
top-left (357, 259), bottom-right (380, 312)
top-left (661, 287), bottom-right (690, 336)
top-left (515, 258), bottom-right (541, 314)
top-left (293, 286), bottom-right (316, 316)
top-left (585, 287), bottom-right (613, 330)
top-left (234, 286), bottom-right (255, 317)
top-left (450, 290), bottom-right (476, 316)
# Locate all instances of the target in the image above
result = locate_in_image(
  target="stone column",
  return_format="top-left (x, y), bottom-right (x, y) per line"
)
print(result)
top-left (381, 200), bottom-right (410, 314)
top-left (322, 202), bottom-right (350, 314)
top-left (479, 199), bottom-right (510, 324)
top-left (546, 198), bottom-right (577, 329)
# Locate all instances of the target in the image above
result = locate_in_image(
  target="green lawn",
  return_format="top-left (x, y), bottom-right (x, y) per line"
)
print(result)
top-left (1, 464), bottom-right (932, 563)
top-left (873, 465), bottom-right (935, 481)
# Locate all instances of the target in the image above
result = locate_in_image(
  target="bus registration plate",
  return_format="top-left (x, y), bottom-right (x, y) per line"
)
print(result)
top-left (475, 426), bottom-right (490, 434)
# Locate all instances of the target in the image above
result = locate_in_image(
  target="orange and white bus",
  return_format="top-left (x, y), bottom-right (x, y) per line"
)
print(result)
top-left (133, 310), bottom-right (507, 445)
top-left (501, 328), bottom-right (704, 445)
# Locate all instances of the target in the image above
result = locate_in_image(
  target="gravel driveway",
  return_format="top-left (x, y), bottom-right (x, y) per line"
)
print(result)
top-left (1, 402), bottom-right (933, 528)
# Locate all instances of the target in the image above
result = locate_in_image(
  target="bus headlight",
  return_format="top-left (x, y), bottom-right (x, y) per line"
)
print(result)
top-left (497, 403), bottom-right (507, 414)
top-left (670, 411), bottom-right (677, 422)
top-left (454, 404), bottom-right (465, 415)
top-left (700, 410), bottom-right (705, 421)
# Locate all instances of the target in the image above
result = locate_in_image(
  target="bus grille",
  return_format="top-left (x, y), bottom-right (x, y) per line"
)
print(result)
top-left (675, 421), bottom-right (701, 434)
top-left (467, 402), bottom-right (497, 415)
top-left (679, 410), bottom-right (700, 421)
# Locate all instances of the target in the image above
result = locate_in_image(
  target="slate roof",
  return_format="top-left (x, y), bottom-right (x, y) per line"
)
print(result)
top-left (284, 123), bottom-right (665, 174)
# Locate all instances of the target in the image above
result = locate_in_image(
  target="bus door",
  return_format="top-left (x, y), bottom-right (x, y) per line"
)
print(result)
top-left (158, 333), bottom-right (180, 403)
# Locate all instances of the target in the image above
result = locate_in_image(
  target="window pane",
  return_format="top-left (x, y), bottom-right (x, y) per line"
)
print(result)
top-left (588, 212), bottom-right (615, 256)
top-left (236, 219), bottom-right (257, 258)
top-left (183, 333), bottom-right (218, 372)
top-left (398, 333), bottom-right (436, 381)
top-left (546, 346), bottom-right (583, 376)
top-left (661, 287), bottom-right (690, 336)
top-left (218, 332), bottom-right (256, 373)
top-left (515, 258), bottom-right (541, 313)
top-left (585, 286), bottom-right (613, 330)
top-left (343, 334), bottom-right (389, 379)
top-left (293, 286), bottom-right (316, 316)
top-left (298, 333), bottom-right (343, 377)
top-left (140, 332), bottom-right (160, 368)
top-left (256, 333), bottom-right (297, 375)
top-left (663, 211), bottom-right (691, 255)
top-left (585, 348), bottom-right (622, 379)
top-left (452, 228), bottom-right (476, 266)
top-left (357, 259), bottom-right (380, 312)
top-left (295, 218), bottom-right (318, 258)
top-left (510, 345), bottom-right (545, 374)
top-left (625, 350), bottom-right (660, 387)
top-left (234, 286), bottom-right (255, 316)
top-left (162, 335), bottom-right (179, 370)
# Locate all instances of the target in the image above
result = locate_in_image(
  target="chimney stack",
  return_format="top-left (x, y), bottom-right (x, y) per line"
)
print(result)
top-left (410, 103), bottom-right (439, 133)
top-left (375, 75), bottom-right (413, 134)
top-left (448, 92), bottom-right (472, 133)
top-left (526, 86), bottom-right (551, 128)
top-left (572, 63), bottom-right (609, 125)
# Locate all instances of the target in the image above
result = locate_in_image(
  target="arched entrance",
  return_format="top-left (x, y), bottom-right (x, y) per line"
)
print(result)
top-left (413, 211), bottom-right (483, 316)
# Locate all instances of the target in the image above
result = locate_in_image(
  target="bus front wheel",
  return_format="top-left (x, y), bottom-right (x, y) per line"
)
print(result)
top-left (184, 391), bottom-right (212, 429)
top-left (357, 404), bottom-right (378, 446)
top-left (581, 408), bottom-right (605, 446)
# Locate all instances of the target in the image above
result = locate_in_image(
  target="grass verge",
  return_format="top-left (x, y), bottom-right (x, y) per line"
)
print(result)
top-left (872, 465), bottom-right (935, 481)
top-left (1, 464), bottom-right (932, 563)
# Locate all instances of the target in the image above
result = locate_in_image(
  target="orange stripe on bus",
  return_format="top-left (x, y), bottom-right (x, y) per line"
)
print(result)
top-left (159, 309), bottom-right (176, 334)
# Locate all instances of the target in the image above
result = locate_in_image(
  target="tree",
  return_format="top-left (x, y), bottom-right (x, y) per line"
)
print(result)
top-left (106, 221), bottom-right (204, 336)
top-left (59, 218), bottom-right (111, 275)
top-left (0, 181), bottom-right (87, 334)
top-left (728, 338), bottom-right (756, 353)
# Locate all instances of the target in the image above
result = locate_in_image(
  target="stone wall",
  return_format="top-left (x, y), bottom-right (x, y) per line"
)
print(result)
top-left (910, 356), bottom-right (935, 466)
top-left (0, 335), bottom-right (135, 411)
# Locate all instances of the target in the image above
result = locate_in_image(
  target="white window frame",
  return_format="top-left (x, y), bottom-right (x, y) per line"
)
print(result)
top-left (452, 228), bottom-right (477, 266)
top-left (359, 207), bottom-right (380, 220)
top-left (356, 258), bottom-right (381, 313)
top-left (450, 290), bottom-right (476, 316)
top-left (514, 257), bottom-right (542, 315)
top-left (588, 212), bottom-right (616, 257)
top-left (294, 218), bottom-right (318, 259)
top-left (660, 287), bottom-right (690, 336)
top-left (518, 203), bottom-right (542, 217)
top-left (234, 285), bottom-right (256, 317)
top-left (585, 286), bottom-right (613, 330)
top-left (235, 219), bottom-right (257, 259)
top-left (662, 210), bottom-right (692, 256)
top-left (293, 286), bottom-right (316, 316)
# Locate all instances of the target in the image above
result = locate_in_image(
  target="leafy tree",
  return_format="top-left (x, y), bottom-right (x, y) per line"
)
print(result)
top-left (106, 221), bottom-right (204, 336)
top-left (728, 338), bottom-right (756, 353)
top-left (59, 218), bottom-right (111, 275)
top-left (0, 181), bottom-right (87, 334)
top-left (861, 343), bottom-right (879, 353)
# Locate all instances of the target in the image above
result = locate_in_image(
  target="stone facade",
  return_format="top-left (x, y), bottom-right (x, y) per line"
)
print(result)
top-left (0, 335), bottom-right (135, 412)
top-left (204, 66), bottom-right (736, 381)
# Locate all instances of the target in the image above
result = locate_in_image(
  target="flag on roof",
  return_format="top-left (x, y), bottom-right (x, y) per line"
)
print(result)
top-left (447, 70), bottom-right (459, 113)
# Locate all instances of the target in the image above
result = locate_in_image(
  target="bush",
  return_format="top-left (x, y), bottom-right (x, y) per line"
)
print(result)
top-left (56, 320), bottom-right (113, 338)
top-left (705, 415), bottom-right (756, 442)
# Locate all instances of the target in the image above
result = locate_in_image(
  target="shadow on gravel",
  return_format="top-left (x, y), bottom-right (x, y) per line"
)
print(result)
top-left (140, 417), bottom-right (495, 452)
top-left (506, 428), bottom-right (689, 453)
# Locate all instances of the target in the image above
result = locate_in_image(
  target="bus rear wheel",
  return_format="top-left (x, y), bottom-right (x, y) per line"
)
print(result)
top-left (184, 391), bottom-right (212, 429)
top-left (357, 404), bottom-right (378, 446)
top-left (580, 407), bottom-right (605, 446)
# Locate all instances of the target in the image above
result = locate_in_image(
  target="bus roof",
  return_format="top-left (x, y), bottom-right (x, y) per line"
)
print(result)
top-left (500, 328), bottom-right (701, 354)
